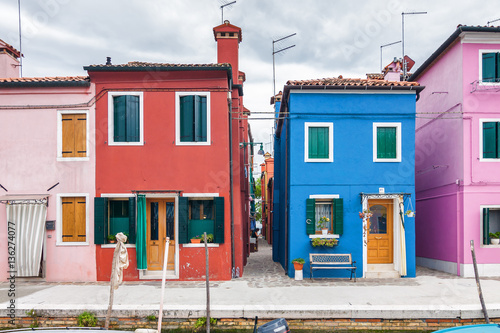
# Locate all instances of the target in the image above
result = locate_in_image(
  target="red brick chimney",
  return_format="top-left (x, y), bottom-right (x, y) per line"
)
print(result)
top-left (213, 20), bottom-right (242, 84)
top-left (0, 39), bottom-right (21, 78)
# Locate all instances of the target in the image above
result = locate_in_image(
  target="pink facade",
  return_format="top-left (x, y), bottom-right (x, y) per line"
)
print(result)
top-left (0, 74), bottom-right (97, 281)
top-left (413, 26), bottom-right (500, 276)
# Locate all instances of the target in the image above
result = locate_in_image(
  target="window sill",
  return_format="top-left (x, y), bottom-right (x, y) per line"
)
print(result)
top-left (100, 244), bottom-right (136, 249)
top-left (57, 157), bottom-right (89, 162)
top-left (56, 242), bottom-right (90, 246)
top-left (309, 234), bottom-right (339, 239)
top-left (182, 243), bottom-right (220, 248)
top-left (373, 159), bottom-right (401, 163)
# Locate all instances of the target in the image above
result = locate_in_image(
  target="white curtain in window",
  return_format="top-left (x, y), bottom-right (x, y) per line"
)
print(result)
top-left (7, 203), bottom-right (47, 277)
top-left (315, 204), bottom-right (331, 231)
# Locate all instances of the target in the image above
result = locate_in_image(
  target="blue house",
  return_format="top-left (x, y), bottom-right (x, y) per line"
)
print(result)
top-left (273, 74), bottom-right (424, 279)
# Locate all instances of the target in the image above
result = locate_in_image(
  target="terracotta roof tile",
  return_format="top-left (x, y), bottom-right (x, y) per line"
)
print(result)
top-left (287, 76), bottom-right (420, 87)
top-left (86, 61), bottom-right (230, 69)
top-left (0, 76), bottom-right (89, 83)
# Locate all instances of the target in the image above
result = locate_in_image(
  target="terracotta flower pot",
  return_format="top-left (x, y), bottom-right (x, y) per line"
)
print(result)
top-left (293, 262), bottom-right (304, 270)
top-left (191, 239), bottom-right (201, 243)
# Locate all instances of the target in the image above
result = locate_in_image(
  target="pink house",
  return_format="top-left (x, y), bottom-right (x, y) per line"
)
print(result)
top-left (410, 25), bottom-right (500, 277)
top-left (0, 40), bottom-right (97, 281)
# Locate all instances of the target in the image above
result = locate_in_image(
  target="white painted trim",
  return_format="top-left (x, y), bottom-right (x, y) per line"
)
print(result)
top-left (309, 234), bottom-right (339, 239)
top-left (480, 205), bottom-right (500, 247)
top-left (175, 91), bottom-right (211, 146)
top-left (289, 90), bottom-right (415, 95)
top-left (107, 91), bottom-right (144, 146)
top-left (144, 193), bottom-right (178, 198)
top-left (479, 119), bottom-right (500, 162)
top-left (56, 109), bottom-right (90, 161)
top-left (304, 122), bottom-right (334, 163)
top-left (100, 193), bottom-right (134, 198)
top-left (309, 194), bottom-right (340, 199)
top-left (461, 263), bottom-right (500, 277)
top-left (183, 193), bottom-right (220, 197)
top-left (56, 193), bottom-right (90, 246)
top-left (182, 243), bottom-right (220, 248)
top-left (462, 32), bottom-right (500, 44)
top-left (373, 122), bottom-right (402, 162)
top-left (101, 244), bottom-right (136, 249)
top-left (478, 50), bottom-right (500, 86)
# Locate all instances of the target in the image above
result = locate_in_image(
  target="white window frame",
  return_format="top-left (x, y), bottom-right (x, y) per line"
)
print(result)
top-left (175, 91), bottom-right (211, 146)
top-left (57, 110), bottom-right (90, 161)
top-left (304, 122), bottom-right (333, 163)
top-left (182, 192), bottom-right (220, 247)
top-left (479, 119), bottom-right (500, 162)
top-left (478, 49), bottom-right (500, 86)
top-left (480, 205), bottom-right (500, 247)
top-left (108, 91), bottom-right (144, 146)
top-left (56, 193), bottom-right (90, 246)
top-left (308, 194), bottom-right (340, 239)
top-left (373, 122), bottom-right (402, 162)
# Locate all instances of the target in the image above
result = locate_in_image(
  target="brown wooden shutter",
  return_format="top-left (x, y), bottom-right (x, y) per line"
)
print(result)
top-left (62, 114), bottom-right (86, 158)
top-left (62, 197), bottom-right (86, 242)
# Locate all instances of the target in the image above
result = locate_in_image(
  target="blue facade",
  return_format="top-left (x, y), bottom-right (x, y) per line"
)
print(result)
top-left (273, 87), bottom-right (421, 279)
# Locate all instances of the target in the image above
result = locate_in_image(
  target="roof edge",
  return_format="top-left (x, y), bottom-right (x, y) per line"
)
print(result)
top-left (0, 81), bottom-right (90, 88)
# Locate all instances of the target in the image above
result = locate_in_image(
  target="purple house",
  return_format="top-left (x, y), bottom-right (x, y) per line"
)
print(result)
top-left (410, 25), bottom-right (500, 277)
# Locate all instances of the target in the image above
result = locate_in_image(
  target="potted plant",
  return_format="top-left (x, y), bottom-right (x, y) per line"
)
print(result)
top-left (489, 232), bottom-right (500, 245)
top-left (405, 210), bottom-right (415, 218)
top-left (359, 209), bottom-right (373, 220)
top-left (203, 233), bottom-right (214, 243)
top-left (291, 258), bottom-right (305, 271)
top-left (107, 234), bottom-right (116, 244)
top-left (311, 238), bottom-right (338, 247)
top-left (191, 235), bottom-right (202, 243)
top-left (318, 216), bottom-right (330, 235)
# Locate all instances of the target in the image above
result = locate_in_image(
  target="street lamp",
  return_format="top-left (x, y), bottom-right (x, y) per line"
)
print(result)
top-left (240, 142), bottom-right (265, 155)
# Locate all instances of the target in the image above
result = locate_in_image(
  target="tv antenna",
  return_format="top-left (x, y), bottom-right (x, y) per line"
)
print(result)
top-left (380, 40), bottom-right (401, 72)
top-left (17, 0), bottom-right (23, 77)
top-left (273, 33), bottom-right (296, 99)
top-left (487, 18), bottom-right (500, 26)
top-left (219, 0), bottom-right (236, 24)
top-left (402, 11), bottom-right (427, 80)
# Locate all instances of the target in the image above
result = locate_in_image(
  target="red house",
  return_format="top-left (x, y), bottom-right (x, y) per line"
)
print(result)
top-left (85, 21), bottom-right (250, 281)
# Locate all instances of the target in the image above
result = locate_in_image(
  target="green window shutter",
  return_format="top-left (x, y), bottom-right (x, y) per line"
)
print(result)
top-left (94, 197), bottom-right (108, 245)
top-left (483, 122), bottom-right (498, 158)
top-left (128, 197), bottom-right (136, 244)
top-left (194, 95), bottom-right (207, 142)
top-left (483, 208), bottom-right (490, 245)
top-left (482, 53), bottom-right (496, 82)
top-left (308, 127), bottom-right (329, 159)
top-left (178, 197), bottom-right (189, 244)
top-left (215, 197), bottom-right (225, 243)
top-left (180, 96), bottom-right (195, 142)
top-left (334, 198), bottom-right (344, 235)
top-left (113, 96), bottom-right (127, 142)
top-left (306, 198), bottom-right (316, 235)
top-left (377, 127), bottom-right (397, 159)
top-left (125, 95), bottom-right (140, 142)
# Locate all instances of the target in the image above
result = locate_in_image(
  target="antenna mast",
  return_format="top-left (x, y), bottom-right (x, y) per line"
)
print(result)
top-left (220, 1), bottom-right (236, 24)
top-left (272, 33), bottom-right (296, 99)
top-left (18, 0), bottom-right (22, 77)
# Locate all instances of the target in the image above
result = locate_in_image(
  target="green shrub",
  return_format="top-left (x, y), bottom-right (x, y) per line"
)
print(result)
top-left (77, 311), bottom-right (97, 327)
top-left (194, 317), bottom-right (217, 329)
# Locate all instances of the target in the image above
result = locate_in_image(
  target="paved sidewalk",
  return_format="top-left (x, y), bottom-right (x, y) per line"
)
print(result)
top-left (1, 241), bottom-right (500, 319)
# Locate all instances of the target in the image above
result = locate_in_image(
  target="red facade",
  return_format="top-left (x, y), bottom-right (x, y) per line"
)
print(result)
top-left (87, 22), bottom-right (250, 281)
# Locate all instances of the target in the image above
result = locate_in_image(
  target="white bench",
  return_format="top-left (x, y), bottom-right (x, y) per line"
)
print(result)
top-left (309, 253), bottom-right (357, 282)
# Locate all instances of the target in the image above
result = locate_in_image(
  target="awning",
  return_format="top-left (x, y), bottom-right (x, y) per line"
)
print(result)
top-left (0, 194), bottom-right (49, 205)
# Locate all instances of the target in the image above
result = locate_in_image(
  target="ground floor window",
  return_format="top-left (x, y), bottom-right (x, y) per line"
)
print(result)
top-left (306, 197), bottom-right (343, 235)
top-left (57, 194), bottom-right (88, 244)
top-left (179, 196), bottom-right (224, 243)
top-left (94, 197), bottom-right (136, 244)
top-left (483, 206), bottom-right (500, 245)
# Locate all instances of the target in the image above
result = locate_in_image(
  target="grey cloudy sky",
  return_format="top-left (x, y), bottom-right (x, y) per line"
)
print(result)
top-left (1, 0), bottom-right (499, 171)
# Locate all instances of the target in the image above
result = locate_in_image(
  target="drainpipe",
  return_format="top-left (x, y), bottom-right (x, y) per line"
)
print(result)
top-left (228, 84), bottom-right (236, 278)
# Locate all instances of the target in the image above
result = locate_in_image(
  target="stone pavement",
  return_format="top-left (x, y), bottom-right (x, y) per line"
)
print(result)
top-left (1, 241), bottom-right (500, 320)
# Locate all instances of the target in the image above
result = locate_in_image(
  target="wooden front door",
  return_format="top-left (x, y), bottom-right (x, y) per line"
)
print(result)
top-left (367, 199), bottom-right (393, 264)
top-left (146, 199), bottom-right (176, 271)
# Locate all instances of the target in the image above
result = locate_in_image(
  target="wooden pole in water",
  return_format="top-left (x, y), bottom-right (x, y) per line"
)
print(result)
top-left (204, 232), bottom-right (210, 333)
top-left (470, 240), bottom-right (490, 323)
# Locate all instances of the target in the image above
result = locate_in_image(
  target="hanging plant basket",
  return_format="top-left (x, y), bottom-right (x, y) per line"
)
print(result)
top-left (311, 238), bottom-right (338, 247)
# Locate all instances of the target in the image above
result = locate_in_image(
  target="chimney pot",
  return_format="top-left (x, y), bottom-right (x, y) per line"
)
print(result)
top-left (106, 57), bottom-right (112, 65)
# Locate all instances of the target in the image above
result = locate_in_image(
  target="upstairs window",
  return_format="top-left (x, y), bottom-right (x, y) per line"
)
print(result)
top-left (373, 123), bottom-right (401, 162)
top-left (482, 52), bottom-right (500, 83)
top-left (176, 92), bottom-right (211, 145)
top-left (482, 120), bottom-right (500, 160)
top-left (305, 122), bottom-right (333, 162)
top-left (108, 92), bottom-right (144, 145)
top-left (57, 111), bottom-right (88, 160)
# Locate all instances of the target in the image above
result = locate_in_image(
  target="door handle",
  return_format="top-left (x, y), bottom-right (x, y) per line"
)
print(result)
top-left (375, 237), bottom-right (382, 240)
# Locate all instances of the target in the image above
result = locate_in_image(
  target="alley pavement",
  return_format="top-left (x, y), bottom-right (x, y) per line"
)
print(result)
top-left (1, 241), bottom-right (500, 320)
